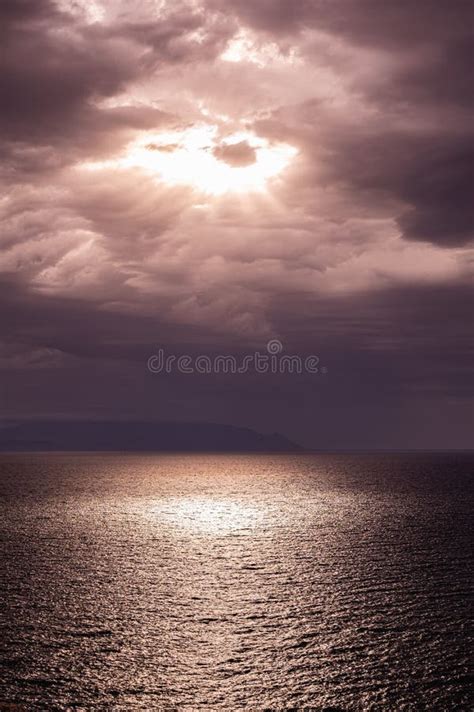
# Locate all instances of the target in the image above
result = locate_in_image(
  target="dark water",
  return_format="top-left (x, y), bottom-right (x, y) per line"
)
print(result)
top-left (0, 452), bottom-right (472, 710)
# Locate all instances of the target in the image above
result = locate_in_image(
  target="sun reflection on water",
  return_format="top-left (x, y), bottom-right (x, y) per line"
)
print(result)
top-left (151, 496), bottom-right (268, 534)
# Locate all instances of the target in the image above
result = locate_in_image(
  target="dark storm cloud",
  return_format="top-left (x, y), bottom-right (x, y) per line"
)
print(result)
top-left (0, 0), bottom-right (61, 26)
top-left (255, 110), bottom-right (473, 247)
top-left (375, 34), bottom-right (474, 110)
top-left (397, 143), bottom-right (473, 246)
top-left (0, 0), bottom-right (229, 157)
top-left (1, 2), bottom-right (134, 143)
top-left (317, 130), bottom-right (474, 248)
top-left (217, 0), bottom-right (471, 47)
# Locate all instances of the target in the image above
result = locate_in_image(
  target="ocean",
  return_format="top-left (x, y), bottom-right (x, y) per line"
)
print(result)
top-left (0, 452), bottom-right (472, 710)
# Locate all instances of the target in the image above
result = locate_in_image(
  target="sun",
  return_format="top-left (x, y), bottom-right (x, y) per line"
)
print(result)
top-left (80, 125), bottom-right (297, 196)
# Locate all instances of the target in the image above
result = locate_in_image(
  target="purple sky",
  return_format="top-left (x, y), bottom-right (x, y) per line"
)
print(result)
top-left (1, 0), bottom-right (473, 448)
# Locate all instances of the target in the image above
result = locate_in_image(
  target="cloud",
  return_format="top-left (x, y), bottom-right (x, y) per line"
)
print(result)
top-left (217, 0), bottom-right (471, 49)
top-left (213, 140), bottom-right (257, 166)
top-left (314, 128), bottom-right (474, 248)
top-left (0, 0), bottom-right (472, 446)
top-left (1, 2), bottom-right (137, 144)
top-left (0, 0), bottom-right (228, 157)
top-left (218, 0), bottom-right (473, 248)
top-left (146, 143), bottom-right (181, 153)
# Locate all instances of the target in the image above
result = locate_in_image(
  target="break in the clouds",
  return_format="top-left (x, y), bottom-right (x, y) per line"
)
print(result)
top-left (0, 0), bottom-right (473, 448)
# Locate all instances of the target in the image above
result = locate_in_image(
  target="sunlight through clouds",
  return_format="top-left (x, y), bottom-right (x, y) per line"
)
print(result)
top-left (79, 125), bottom-right (297, 196)
top-left (1, 0), bottom-right (472, 447)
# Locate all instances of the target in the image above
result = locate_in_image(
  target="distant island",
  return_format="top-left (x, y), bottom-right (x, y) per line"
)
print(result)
top-left (0, 420), bottom-right (303, 453)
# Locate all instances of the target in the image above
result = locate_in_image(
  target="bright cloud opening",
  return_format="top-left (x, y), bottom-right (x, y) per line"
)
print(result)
top-left (79, 125), bottom-right (297, 196)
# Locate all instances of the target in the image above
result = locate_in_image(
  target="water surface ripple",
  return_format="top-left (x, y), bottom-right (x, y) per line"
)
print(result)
top-left (0, 453), bottom-right (472, 710)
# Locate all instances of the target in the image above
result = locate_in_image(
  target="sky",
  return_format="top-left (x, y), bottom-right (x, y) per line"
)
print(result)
top-left (0, 0), bottom-right (473, 449)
